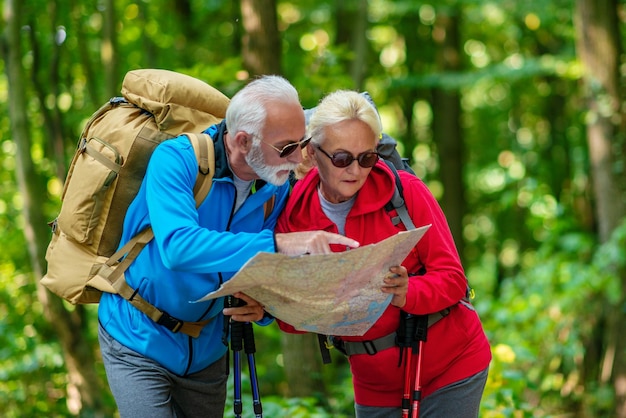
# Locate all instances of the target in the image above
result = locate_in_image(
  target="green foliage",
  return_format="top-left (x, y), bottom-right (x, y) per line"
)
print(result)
top-left (225, 380), bottom-right (356, 418)
top-left (0, 267), bottom-right (66, 417)
top-left (477, 220), bottom-right (626, 416)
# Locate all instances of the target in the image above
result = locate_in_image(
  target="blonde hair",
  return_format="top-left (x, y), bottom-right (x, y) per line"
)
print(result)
top-left (296, 90), bottom-right (382, 178)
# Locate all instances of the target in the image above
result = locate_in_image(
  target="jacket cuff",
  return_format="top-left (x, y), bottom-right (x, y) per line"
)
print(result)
top-left (256, 311), bottom-right (274, 326)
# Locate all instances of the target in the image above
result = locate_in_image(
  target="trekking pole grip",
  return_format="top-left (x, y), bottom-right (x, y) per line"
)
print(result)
top-left (397, 311), bottom-right (418, 351)
top-left (230, 320), bottom-right (244, 352)
top-left (415, 315), bottom-right (429, 342)
top-left (243, 322), bottom-right (256, 354)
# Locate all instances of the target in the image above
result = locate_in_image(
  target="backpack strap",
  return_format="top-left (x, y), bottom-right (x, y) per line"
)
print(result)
top-left (263, 195), bottom-right (276, 220)
top-left (185, 133), bottom-right (215, 207)
top-left (93, 227), bottom-right (211, 338)
top-left (382, 159), bottom-right (416, 230)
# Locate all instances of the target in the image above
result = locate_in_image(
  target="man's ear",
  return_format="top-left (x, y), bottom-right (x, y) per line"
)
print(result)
top-left (233, 131), bottom-right (252, 152)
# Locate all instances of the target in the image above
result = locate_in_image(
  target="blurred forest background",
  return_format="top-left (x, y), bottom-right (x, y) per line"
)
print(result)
top-left (1, 0), bottom-right (625, 416)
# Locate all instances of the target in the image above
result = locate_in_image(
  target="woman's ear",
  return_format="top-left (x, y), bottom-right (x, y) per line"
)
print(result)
top-left (306, 143), bottom-right (317, 165)
top-left (293, 144), bottom-right (316, 180)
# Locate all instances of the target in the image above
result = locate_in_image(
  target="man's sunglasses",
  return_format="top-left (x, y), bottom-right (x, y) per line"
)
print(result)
top-left (316, 145), bottom-right (379, 168)
top-left (263, 137), bottom-right (311, 158)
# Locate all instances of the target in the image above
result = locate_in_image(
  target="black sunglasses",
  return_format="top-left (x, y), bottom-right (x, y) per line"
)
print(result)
top-left (263, 137), bottom-right (311, 158)
top-left (316, 145), bottom-right (379, 168)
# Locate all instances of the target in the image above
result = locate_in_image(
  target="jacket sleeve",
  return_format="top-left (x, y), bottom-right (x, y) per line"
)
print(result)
top-left (144, 138), bottom-right (277, 274)
top-left (275, 318), bottom-right (307, 334)
top-left (399, 173), bottom-right (468, 315)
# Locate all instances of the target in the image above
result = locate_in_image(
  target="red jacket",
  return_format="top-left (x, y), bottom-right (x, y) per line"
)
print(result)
top-left (276, 161), bottom-right (491, 407)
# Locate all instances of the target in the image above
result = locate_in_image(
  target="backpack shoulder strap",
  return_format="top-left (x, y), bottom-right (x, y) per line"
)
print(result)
top-left (382, 159), bottom-right (416, 231)
top-left (263, 195), bottom-right (276, 220)
top-left (185, 133), bottom-right (215, 207)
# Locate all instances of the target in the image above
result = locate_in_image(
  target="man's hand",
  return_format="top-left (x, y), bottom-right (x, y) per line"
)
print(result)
top-left (275, 231), bottom-right (360, 255)
top-left (223, 292), bottom-right (265, 322)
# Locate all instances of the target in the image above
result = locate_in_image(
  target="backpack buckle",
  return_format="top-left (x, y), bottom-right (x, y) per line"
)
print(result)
top-left (362, 340), bottom-right (378, 355)
top-left (329, 336), bottom-right (347, 356)
top-left (157, 311), bottom-right (183, 333)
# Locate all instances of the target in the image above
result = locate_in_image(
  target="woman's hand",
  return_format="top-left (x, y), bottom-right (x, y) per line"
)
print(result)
top-left (222, 292), bottom-right (265, 322)
top-left (381, 265), bottom-right (408, 308)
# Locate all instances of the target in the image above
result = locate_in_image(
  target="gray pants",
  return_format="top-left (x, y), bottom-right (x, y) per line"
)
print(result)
top-left (98, 324), bottom-right (228, 418)
top-left (354, 367), bottom-right (489, 418)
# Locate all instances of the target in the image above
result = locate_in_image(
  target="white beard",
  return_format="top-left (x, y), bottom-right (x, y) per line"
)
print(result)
top-left (245, 142), bottom-right (298, 186)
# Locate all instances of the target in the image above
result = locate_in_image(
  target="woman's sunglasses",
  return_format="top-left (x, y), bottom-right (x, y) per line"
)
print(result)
top-left (263, 137), bottom-right (311, 158)
top-left (316, 145), bottom-right (379, 168)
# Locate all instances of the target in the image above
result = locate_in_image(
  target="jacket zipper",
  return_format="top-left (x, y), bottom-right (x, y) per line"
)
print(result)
top-left (183, 183), bottom-right (237, 376)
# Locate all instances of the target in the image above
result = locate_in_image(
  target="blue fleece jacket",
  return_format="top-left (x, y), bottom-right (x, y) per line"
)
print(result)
top-left (98, 122), bottom-right (286, 375)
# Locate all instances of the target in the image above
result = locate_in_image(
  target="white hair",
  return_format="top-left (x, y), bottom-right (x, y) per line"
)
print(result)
top-left (225, 75), bottom-right (301, 141)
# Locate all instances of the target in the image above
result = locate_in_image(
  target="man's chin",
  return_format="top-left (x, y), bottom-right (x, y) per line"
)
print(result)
top-left (269, 167), bottom-right (299, 186)
top-left (265, 171), bottom-right (290, 186)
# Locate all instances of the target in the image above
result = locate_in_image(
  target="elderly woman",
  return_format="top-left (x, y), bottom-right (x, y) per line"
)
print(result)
top-left (276, 90), bottom-right (491, 418)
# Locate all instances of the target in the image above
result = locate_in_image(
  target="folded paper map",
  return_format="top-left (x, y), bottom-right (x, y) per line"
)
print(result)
top-left (196, 225), bottom-right (431, 336)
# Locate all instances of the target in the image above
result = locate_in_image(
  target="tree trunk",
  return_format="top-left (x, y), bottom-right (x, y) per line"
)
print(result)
top-left (574, 0), bottom-right (626, 416)
top-left (28, 3), bottom-right (67, 181)
top-left (3, 0), bottom-right (110, 415)
top-left (70, 0), bottom-right (101, 107)
top-left (575, 0), bottom-right (625, 241)
top-left (101, 0), bottom-right (119, 97)
top-left (240, 0), bottom-right (281, 76)
top-left (335, 0), bottom-right (369, 90)
top-left (349, 0), bottom-right (368, 90)
top-left (280, 333), bottom-right (326, 397)
top-left (432, 9), bottom-right (465, 258)
top-left (390, 8), bottom-right (422, 173)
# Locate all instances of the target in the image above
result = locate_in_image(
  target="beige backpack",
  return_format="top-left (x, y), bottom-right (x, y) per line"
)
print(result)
top-left (41, 69), bottom-right (230, 337)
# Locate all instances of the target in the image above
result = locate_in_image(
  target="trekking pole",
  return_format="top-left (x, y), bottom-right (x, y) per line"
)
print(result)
top-left (243, 321), bottom-right (263, 418)
top-left (397, 312), bottom-right (418, 418)
top-left (402, 353), bottom-right (414, 418)
top-left (410, 315), bottom-right (429, 418)
top-left (226, 296), bottom-right (263, 418)
top-left (229, 317), bottom-right (244, 418)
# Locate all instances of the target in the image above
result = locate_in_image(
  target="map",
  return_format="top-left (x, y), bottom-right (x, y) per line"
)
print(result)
top-left (196, 225), bottom-right (431, 336)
